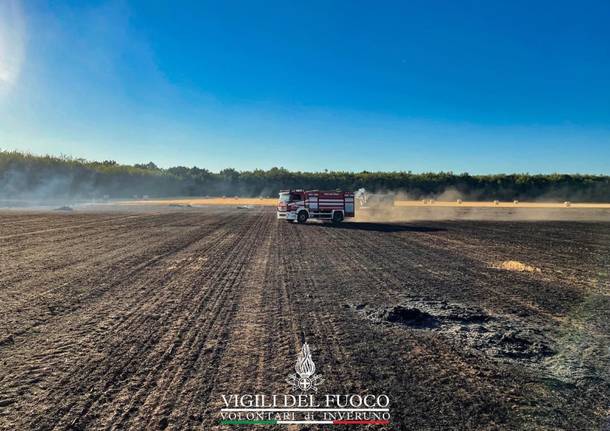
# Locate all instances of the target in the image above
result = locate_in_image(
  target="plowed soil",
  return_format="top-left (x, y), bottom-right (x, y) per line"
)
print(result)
top-left (1, 207), bottom-right (609, 430)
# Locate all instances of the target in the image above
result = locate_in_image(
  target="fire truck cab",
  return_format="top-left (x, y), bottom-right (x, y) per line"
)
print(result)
top-left (277, 189), bottom-right (355, 223)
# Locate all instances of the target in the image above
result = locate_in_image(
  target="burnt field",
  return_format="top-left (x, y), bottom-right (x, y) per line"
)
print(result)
top-left (0, 207), bottom-right (609, 430)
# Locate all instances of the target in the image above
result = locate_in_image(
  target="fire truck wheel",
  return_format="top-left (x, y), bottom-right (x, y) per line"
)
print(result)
top-left (332, 211), bottom-right (344, 223)
top-left (297, 211), bottom-right (308, 224)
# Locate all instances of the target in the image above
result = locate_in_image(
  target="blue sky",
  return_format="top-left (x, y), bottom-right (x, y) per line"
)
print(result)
top-left (0, 0), bottom-right (609, 173)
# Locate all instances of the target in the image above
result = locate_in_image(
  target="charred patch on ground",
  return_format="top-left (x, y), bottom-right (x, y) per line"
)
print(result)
top-left (351, 299), bottom-right (554, 364)
top-left (384, 306), bottom-right (441, 328)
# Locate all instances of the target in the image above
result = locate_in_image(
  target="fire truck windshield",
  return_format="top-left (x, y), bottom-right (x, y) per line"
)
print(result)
top-left (279, 192), bottom-right (300, 202)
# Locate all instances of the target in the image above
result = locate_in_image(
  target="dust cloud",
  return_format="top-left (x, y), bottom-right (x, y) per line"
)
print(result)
top-left (355, 189), bottom-right (610, 222)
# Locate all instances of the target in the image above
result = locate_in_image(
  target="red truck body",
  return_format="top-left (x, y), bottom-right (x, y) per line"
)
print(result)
top-left (277, 189), bottom-right (355, 223)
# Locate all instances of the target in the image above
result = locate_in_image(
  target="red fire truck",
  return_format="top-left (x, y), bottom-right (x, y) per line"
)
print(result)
top-left (277, 189), bottom-right (355, 223)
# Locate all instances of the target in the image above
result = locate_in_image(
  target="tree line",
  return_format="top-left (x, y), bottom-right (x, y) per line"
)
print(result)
top-left (1, 150), bottom-right (609, 202)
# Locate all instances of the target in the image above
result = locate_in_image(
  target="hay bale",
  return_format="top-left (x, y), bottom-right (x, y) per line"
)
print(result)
top-left (495, 260), bottom-right (541, 273)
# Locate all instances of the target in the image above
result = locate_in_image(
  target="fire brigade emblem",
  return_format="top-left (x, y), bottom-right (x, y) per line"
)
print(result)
top-left (286, 343), bottom-right (324, 392)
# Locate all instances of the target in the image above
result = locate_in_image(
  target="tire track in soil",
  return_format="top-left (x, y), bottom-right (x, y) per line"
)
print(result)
top-left (203, 217), bottom-right (306, 431)
top-left (127, 212), bottom-right (272, 430)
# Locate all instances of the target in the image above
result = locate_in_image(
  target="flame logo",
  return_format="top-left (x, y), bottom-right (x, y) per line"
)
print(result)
top-left (286, 342), bottom-right (324, 392)
top-left (295, 343), bottom-right (315, 378)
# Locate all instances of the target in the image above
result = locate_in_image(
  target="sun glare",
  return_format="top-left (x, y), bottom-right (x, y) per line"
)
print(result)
top-left (0, 0), bottom-right (25, 86)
